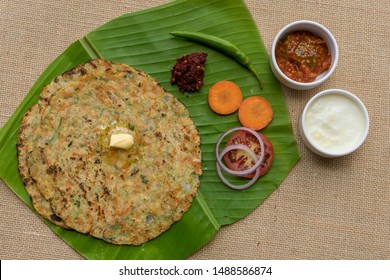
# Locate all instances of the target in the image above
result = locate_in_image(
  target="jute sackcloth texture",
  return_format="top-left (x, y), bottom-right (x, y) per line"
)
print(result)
top-left (0, 0), bottom-right (389, 259)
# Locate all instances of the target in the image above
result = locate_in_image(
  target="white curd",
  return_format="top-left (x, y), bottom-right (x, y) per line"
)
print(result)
top-left (304, 94), bottom-right (366, 154)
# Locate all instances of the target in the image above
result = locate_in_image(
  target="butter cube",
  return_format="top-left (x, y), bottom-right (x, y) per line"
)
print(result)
top-left (110, 133), bottom-right (134, 150)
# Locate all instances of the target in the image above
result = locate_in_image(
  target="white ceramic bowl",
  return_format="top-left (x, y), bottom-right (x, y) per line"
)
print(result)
top-left (270, 20), bottom-right (339, 90)
top-left (300, 89), bottom-right (369, 157)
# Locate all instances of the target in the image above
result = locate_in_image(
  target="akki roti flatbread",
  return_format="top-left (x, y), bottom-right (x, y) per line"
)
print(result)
top-left (17, 59), bottom-right (202, 245)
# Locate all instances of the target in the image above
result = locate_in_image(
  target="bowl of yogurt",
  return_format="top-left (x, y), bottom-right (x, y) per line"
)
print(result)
top-left (300, 89), bottom-right (369, 157)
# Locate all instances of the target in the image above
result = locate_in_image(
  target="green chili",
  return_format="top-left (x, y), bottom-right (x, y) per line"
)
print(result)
top-left (170, 30), bottom-right (263, 89)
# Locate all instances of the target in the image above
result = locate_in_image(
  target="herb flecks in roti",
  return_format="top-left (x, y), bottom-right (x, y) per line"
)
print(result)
top-left (17, 59), bottom-right (202, 245)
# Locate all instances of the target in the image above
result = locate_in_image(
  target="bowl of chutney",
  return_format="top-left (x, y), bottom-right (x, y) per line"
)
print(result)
top-left (270, 20), bottom-right (339, 90)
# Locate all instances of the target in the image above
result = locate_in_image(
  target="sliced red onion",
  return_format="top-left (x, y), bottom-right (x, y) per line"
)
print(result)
top-left (217, 144), bottom-right (258, 176)
top-left (216, 161), bottom-right (260, 190)
top-left (215, 127), bottom-right (265, 176)
top-left (215, 143), bottom-right (261, 190)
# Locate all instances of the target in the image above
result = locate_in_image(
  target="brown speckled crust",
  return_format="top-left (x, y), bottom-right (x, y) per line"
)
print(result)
top-left (17, 59), bottom-right (202, 245)
top-left (17, 104), bottom-right (70, 228)
top-left (170, 52), bottom-right (208, 92)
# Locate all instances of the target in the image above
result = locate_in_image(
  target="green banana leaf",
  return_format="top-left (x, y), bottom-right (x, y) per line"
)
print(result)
top-left (0, 0), bottom-right (299, 259)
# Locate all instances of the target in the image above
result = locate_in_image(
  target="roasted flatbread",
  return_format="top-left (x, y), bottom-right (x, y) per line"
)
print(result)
top-left (17, 59), bottom-right (202, 245)
top-left (18, 105), bottom-right (69, 228)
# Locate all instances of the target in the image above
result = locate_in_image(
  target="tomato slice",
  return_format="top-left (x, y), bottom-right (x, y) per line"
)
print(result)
top-left (223, 130), bottom-right (274, 178)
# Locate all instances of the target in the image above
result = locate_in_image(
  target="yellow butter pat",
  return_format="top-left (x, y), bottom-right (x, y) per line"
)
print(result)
top-left (110, 133), bottom-right (134, 150)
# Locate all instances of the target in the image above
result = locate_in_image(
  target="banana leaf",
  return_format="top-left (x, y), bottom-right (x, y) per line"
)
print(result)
top-left (0, 0), bottom-right (299, 259)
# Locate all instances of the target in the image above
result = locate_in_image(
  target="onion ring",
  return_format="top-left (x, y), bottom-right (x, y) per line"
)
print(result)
top-left (217, 144), bottom-right (258, 177)
top-left (214, 127), bottom-right (267, 190)
top-left (216, 143), bottom-right (261, 190)
top-left (215, 127), bottom-right (265, 176)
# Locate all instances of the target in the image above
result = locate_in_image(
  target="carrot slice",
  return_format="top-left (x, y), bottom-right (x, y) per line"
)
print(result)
top-left (238, 96), bottom-right (273, 130)
top-left (208, 80), bottom-right (243, 115)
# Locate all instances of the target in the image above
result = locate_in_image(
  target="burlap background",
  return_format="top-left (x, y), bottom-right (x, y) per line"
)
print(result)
top-left (1, 0), bottom-right (389, 260)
